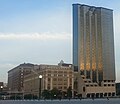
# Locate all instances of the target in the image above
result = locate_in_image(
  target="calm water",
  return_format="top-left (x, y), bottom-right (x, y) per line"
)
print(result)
top-left (0, 99), bottom-right (120, 104)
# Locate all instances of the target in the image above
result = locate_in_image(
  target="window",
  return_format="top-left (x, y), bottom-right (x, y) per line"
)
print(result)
top-left (48, 78), bottom-right (51, 81)
top-left (54, 74), bottom-right (57, 76)
top-left (64, 86), bottom-right (67, 89)
top-left (70, 78), bottom-right (72, 82)
top-left (84, 81), bottom-right (87, 83)
top-left (64, 79), bottom-right (67, 81)
top-left (54, 71), bottom-right (57, 73)
top-left (104, 84), bottom-right (107, 86)
top-left (58, 87), bottom-right (62, 89)
top-left (58, 78), bottom-right (62, 81)
top-left (48, 74), bottom-right (51, 76)
top-left (59, 71), bottom-right (63, 73)
top-left (58, 83), bottom-right (62, 85)
top-left (64, 83), bottom-right (67, 85)
top-left (47, 86), bottom-right (50, 90)
top-left (58, 74), bottom-right (62, 76)
top-left (83, 87), bottom-right (85, 92)
top-left (53, 78), bottom-right (57, 81)
top-left (48, 71), bottom-right (51, 73)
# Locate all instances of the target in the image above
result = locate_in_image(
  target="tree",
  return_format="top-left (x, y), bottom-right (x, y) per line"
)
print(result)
top-left (50, 88), bottom-right (59, 99)
top-left (62, 91), bottom-right (67, 99)
top-left (24, 94), bottom-right (33, 100)
top-left (33, 95), bottom-right (38, 99)
top-left (42, 89), bottom-right (50, 99)
top-left (67, 87), bottom-right (72, 99)
top-left (10, 95), bottom-right (21, 100)
top-left (78, 94), bottom-right (82, 100)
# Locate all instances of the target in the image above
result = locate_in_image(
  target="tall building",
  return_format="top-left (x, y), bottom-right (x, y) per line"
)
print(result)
top-left (73, 4), bottom-right (116, 98)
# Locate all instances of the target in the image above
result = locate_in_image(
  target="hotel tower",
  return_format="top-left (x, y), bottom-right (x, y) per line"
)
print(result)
top-left (73, 4), bottom-right (116, 98)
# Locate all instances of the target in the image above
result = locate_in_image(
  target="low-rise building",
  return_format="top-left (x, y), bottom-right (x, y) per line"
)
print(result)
top-left (74, 72), bottom-right (116, 98)
top-left (8, 63), bottom-right (34, 95)
top-left (0, 82), bottom-right (8, 99)
top-left (23, 63), bottom-right (74, 97)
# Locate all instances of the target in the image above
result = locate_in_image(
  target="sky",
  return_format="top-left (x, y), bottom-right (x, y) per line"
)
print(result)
top-left (0, 0), bottom-right (120, 83)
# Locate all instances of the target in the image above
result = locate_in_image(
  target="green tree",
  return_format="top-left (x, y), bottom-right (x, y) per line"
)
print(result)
top-left (67, 87), bottom-right (72, 99)
top-left (24, 94), bottom-right (33, 100)
top-left (33, 95), bottom-right (38, 99)
top-left (78, 94), bottom-right (82, 100)
top-left (50, 88), bottom-right (59, 99)
top-left (42, 89), bottom-right (50, 99)
top-left (62, 91), bottom-right (67, 99)
top-left (10, 95), bottom-right (21, 100)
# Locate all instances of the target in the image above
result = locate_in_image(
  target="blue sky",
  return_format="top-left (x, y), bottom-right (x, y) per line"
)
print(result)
top-left (0, 0), bottom-right (120, 82)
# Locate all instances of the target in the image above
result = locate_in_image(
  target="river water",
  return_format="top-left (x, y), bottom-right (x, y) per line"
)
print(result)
top-left (0, 98), bottom-right (120, 104)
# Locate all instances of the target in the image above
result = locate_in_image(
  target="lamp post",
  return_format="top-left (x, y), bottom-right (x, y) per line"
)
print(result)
top-left (39, 75), bottom-right (42, 100)
top-left (0, 86), bottom-right (3, 99)
top-left (0, 86), bottom-right (3, 91)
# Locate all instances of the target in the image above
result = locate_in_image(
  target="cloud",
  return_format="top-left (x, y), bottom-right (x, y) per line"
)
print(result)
top-left (0, 32), bottom-right (72, 83)
top-left (0, 32), bottom-right (71, 40)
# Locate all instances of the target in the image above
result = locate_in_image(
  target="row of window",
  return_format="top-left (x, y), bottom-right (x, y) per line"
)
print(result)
top-left (86, 84), bottom-right (115, 87)
top-left (48, 78), bottom-right (71, 82)
top-left (104, 80), bottom-right (114, 82)
top-left (104, 84), bottom-right (114, 86)
top-left (45, 74), bottom-right (72, 77)
top-left (87, 92), bottom-right (115, 97)
top-left (43, 70), bottom-right (72, 73)
top-left (86, 84), bottom-right (97, 87)
top-left (47, 86), bottom-right (71, 90)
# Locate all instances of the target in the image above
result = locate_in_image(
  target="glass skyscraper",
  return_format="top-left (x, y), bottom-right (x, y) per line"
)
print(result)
top-left (73, 4), bottom-right (116, 97)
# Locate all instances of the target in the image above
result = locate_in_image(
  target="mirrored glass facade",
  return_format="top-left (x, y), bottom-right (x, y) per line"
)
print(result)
top-left (73, 4), bottom-right (115, 83)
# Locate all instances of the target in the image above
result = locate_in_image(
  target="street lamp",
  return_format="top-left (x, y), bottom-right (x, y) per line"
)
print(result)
top-left (0, 86), bottom-right (3, 99)
top-left (0, 86), bottom-right (3, 92)
top-left (0, 86), bottom-right (3, 89)
top-left (39, 75), bottom-right (42, 100)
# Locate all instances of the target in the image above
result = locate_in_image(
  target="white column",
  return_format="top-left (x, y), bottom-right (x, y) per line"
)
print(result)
top-left (72, 75), bottom-right (74, 98)
top-left (67, 74), bottom-right (69, 88)
top-left (50, 74), bottom-right (53, 90)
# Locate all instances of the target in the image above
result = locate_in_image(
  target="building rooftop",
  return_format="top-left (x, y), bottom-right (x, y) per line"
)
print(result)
top-left (73, 3), bottom-right (113, 11)
top-left (8, 63), bottom-right (34, 73)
